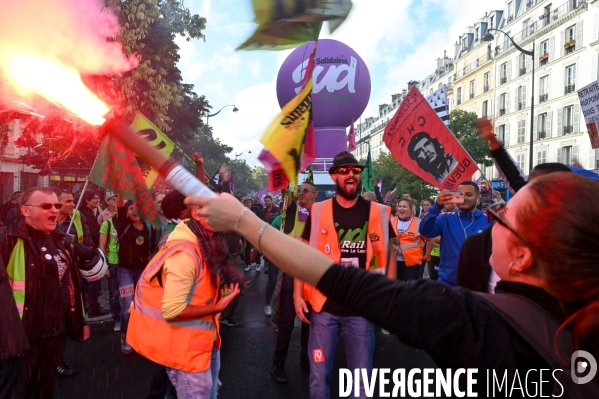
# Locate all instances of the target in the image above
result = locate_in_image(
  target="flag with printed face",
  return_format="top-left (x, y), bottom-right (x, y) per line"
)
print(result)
top-left (384, 86), bottom-right (478, 191)
top-left (89, 135), bottom-right (162, 229)
top-left (426, 85), bottom-right (450, 128)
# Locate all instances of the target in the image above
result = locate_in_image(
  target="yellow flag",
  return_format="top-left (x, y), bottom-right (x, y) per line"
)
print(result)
top-left (259, 77), bottom-right (312, 189)
top-left (129, 112), bottom-right (176, 188)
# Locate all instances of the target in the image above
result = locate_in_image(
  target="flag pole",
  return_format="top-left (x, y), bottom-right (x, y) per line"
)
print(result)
top-left (66, 152), bottom-right (101, 235)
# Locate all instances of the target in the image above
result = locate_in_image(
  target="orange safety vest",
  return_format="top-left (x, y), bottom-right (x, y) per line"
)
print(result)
top-left (302, 199), bottom-right (390, 313)
top-left (391, 216), bottom-right (424, 267)
top-left (127, 239), bottom-right (221, 373)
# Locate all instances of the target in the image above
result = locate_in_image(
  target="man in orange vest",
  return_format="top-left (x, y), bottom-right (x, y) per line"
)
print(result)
top-left (127, 207), bottom-right (241, 399)
top-left (294, 151), bottom-right (395, 399)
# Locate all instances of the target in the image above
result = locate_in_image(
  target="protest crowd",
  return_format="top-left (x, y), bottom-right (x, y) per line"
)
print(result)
top-left (2, 117), bottom-right (599, 399)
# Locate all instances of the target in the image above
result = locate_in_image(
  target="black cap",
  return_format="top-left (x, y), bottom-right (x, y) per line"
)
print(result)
top-left (328, 151), bottom-right (364, 175)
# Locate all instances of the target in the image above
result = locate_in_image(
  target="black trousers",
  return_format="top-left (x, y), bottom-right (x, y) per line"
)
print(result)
top-left (273, 274), bottom-right (310, 366)
top-left (9, 334), bottom-right (64, 399)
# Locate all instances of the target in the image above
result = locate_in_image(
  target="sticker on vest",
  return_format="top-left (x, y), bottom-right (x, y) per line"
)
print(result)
top-left (312, 348), bottom-right (325, 363)
top-left (369, 233), bottom-right (380, 242)
top-left (136, 236), bottom-right (145, 245)
top-left (298, 206), bottom-right (309, 221)
top-left (339, 258), bottom-right (359, 268)
top-left (324, 244), bottom-right (331, 254)
top-left (321, 229), bottom-right (327, 235)
top-left (408, 232), bottom-right (415, 236)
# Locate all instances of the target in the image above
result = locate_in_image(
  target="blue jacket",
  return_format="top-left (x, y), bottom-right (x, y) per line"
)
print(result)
top-left (420, 203), bottom-right (490, 287)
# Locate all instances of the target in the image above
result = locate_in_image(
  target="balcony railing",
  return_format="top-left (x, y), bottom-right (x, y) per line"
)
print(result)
top-left (518, 102), bottom-right (524, 110)
top-left (484, 85), bottom-right (490, 93)
top-left (538, 131), bottom-right (547, 140)
top-left (539, 93), bottom-right (548, 103)
top-left (520, 67), bottom-right (527, 76)
top-left (565, 84), bottom-right (576, 95)
top-left (500, 76), bottom-right (507, 84)
top-left (563, 125), bottom-right (574, 135)
top-left (499, 108), bottom-right (506, 116)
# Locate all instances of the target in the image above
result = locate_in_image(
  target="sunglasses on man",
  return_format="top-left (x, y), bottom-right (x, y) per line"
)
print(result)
top-left (334, 166), bottom-right (363, 175)
top-left (298, 188), bottom-right (315, 194)
top-left (25, 203), bottom-right (64, 210)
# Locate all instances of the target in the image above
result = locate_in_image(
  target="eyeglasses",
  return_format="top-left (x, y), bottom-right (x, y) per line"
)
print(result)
top-left (335, 166), bottom-right (363, 175)
top-left (298, 188), bottom-right (315, 194)
top-left (25, 203), bottom-right (63, 210)
top-left (487, 202), bottom-right (537, 266)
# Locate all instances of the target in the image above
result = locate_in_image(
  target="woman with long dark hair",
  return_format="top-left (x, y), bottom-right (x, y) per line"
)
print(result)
top-left (188, 172), bottom-right (599, 396)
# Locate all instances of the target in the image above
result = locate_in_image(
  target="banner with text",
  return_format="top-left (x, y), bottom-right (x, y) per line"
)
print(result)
top-left (383, 86), bottom-right (478, 190)
top-left (577, 81), bottom-right (599, 149)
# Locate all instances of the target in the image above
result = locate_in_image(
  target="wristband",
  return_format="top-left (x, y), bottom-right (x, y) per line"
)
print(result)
top-left (257, 222), bottom-right (268, 253)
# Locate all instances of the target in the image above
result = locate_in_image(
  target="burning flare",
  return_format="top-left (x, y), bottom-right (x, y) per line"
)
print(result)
top-left (0, 0), bottom-right (138, 125)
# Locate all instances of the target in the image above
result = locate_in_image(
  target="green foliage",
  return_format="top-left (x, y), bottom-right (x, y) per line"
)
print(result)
top-left (449, 109), bottom-right (493, 167)
top-left (252, 166), bottom-right (268, 189)
top-left (373, 152), bottom-right (437, 201)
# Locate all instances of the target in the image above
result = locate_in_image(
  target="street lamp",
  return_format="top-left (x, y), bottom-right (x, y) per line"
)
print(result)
top-left (206, 104), bottom-right (239, 130)
top-left (235, 149), bottom-right (251, 159)
top-left (483, 29), bottom-right (535, 173)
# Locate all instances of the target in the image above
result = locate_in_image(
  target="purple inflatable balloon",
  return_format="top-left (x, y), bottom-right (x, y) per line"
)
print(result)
top-left (276, 39), bottom-right (371, 159)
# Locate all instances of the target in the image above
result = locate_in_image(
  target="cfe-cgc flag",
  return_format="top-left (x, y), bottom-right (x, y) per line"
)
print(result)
top-left (89, 135), bottom-right (162, 229)
top-left (259, 75), bottom-right (313, 191)
top-left (384, 86), bottom-right (478, 190)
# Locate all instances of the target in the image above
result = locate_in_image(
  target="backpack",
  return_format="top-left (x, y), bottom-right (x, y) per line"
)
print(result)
top-left (476, 292), bottom-right (599, 399)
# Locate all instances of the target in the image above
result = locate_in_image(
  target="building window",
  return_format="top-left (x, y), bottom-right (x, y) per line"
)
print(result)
top-left (540, 40), bottom-right (549, 65)
top-left (457, 87), bottom-right (462, 105)
top-left (482, 100), bottom-right (489, 117)
top-left (475, 27), bottom-right (480, 41)
top-left (519, 53), bottom-right (527, 76)
top-left (490, 15), bottom-right (495, 29)
top-left (484, 72), bottom-right (490, 92)
top-left (469, 80), bottom-right (475, 99)
top-left (540, 76), bottom-right (549, 103)
top-left (563, 106), bottom-right (574, 134)
top-left (561, 146), bottom-right (573, 165)
top-left (538, 113), bottom-right (547, 139)
top-left (507, 2), bottom-right (513, 20)
top-left (516, 153), bottom-right (525, 170)
top-left (565, 25), bottom-right (577, 54)
top-left (504, 32), bottom-right (512, 50)
top-left (523, 19), bottom-right (531, 39)
top-left (498, 124), bottom-right (506, 145)
top-left (517, 119), bottom-right (526, 144)
top-left (487, 44), bottom-right (492, 61)
top-left (517, 85), bottom-right (526, 110)
top-left (462, 37), bottom-right (467, 51)
top-left (565, 64), bottom-right (576, 94)
top-left (499, 93), bottom-right (507, 115)
top-left (543, 4), bottom-right (551, 27)
top-left (501, 63), bottom-right (508, 84)
top-left (537, 150), bottom-right (547, 165)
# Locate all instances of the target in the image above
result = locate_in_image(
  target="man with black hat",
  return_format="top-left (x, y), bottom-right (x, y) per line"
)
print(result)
top-left (294, 151), bottom-right (395, 399)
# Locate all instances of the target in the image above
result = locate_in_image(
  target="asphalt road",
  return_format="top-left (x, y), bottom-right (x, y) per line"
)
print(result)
top-left (56, 267), bottom-right (436, 399)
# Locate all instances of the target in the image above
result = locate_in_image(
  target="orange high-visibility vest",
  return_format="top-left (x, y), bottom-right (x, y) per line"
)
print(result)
top-left (391, 216), bottom-right (424, 267)
top-left (127, 239), bottom-right (221, 373)
top-left (302, 199), bottom-right (390, 313)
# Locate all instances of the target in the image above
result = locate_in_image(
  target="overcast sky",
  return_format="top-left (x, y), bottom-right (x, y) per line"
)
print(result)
top-left (178, 0), bottom-right (505, 167)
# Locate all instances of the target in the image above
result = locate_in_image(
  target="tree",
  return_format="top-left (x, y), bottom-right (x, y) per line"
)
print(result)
top-left (252, 166), bottom-right (268, 189)
top-left (449, 110), bottom-right (493, 167)
top-left (372, 152), bottom-right (437, 200)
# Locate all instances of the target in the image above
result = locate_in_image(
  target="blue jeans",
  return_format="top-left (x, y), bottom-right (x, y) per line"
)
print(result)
top-left (108, 263), bottom-right (121, 323)
top-left (166, 347), bottom-right (220, 399)
top-left (117, 268), bottom-right (143, 335)
top-left (308, 311), bottom-right (375, 399)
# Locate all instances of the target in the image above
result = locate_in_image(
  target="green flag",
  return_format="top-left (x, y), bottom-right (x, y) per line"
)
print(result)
top-left (363, 145), bottom-right (374, 192)
top-left (89, 135), bottom-right (162, 229)
top-left (305, 164), bottom-right (314, 183)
